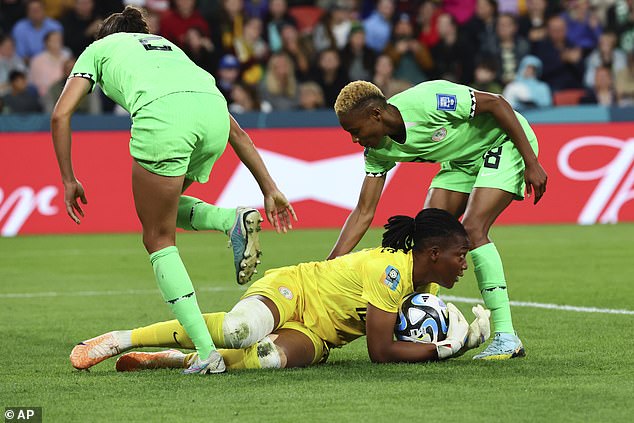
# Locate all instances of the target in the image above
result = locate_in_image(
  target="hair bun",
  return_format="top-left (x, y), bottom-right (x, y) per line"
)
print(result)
top-left (121, 6), bottom-right (142, 19)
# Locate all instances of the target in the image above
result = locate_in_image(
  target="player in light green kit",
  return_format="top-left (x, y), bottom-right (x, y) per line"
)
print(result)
top-left (52, 6), bottom-right (296, 375)
top-left (329, 80), bottom-right (548, 360)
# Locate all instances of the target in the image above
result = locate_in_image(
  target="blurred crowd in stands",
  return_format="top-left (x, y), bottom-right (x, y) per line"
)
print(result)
top-left (1, 0), bottom-right (634, 115)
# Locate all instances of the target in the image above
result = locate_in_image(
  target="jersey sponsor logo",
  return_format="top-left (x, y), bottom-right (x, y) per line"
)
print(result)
top-left (436, 94), bottom-right (457, 111)
top-left (278, 286), bottom-right (294, 300)
top-left (431, 127), bottom-right (447, 142)
top-left (382, 265), bottom-right (401, 291)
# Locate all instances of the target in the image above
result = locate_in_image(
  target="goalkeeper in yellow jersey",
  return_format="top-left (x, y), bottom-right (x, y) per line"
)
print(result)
top-left (70, 209), bottom-right (491, 373)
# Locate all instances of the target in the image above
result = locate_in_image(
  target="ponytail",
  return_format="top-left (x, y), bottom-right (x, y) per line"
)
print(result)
top-left (382, 215), bottom-right (416, 252)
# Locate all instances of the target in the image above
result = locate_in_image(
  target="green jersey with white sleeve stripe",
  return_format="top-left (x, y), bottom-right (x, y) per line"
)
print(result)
top-left (364, 80), bottom-right (532, 176)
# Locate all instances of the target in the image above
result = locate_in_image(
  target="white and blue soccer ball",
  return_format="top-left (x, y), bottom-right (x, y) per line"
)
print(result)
top-left (394, 293), bottom-right (449, 343)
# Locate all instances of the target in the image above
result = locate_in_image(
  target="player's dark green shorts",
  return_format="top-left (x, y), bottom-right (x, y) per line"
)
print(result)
top-left (130, 92), bottom-right (230, 183)
top-left (430, 121), bottom-right (539, 200)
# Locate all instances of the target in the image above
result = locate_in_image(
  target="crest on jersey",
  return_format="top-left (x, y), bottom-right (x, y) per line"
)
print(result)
top-left (382, 265), bottom-right (401, 291)
top-left (436, 94), bottom-right (457, 111)
top-left (278, 286), bottom-right (294, 300)
top-left (432, 127), bottom-right (447, 142)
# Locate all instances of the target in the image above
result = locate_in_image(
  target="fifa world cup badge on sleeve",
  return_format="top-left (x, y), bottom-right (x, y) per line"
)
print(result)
top-left (382, 265), bottom-right (401, 291)
top-left (436, 94), bottom-right (457, 111)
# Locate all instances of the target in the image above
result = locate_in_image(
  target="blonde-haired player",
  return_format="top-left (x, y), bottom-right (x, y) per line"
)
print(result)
top-left (329, 79), bottom-right (548, 359)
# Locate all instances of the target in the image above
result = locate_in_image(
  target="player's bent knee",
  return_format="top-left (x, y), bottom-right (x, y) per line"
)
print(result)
top-left (461, 221), bottom-right (489, 246)
top-left (222, 297), bottom-right (275, 349)
top-left (142, 233), bottom-right (176, 253)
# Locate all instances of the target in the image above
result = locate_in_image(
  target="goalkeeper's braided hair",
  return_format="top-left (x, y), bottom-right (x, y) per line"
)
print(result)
top-left (382, 208), bottom-right (468, 253)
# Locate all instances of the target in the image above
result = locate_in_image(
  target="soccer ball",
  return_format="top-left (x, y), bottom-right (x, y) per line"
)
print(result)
top-left (394, 293), bottom-right (449, 343)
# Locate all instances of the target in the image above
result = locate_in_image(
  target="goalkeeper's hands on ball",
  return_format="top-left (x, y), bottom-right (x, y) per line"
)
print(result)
top-left (433, 303), bottom-right (470, 359)
top-left (433, 304), bottom-right (492, 359)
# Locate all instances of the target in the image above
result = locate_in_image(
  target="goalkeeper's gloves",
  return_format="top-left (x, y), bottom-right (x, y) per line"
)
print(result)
top-left (433, 303), bottom-right (469, 359)
top-left (454, 304), bottom-right (491, 356)
top-left (465, 304), bottom-right (491, 349)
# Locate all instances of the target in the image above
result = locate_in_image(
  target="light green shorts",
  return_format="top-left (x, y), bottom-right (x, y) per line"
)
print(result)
top-left (430, 129), bottom-right (539, 200)
top-left (130, 92), bottom-right (230, 183)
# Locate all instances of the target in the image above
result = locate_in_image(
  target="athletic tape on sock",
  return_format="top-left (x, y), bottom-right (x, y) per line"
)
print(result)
top-left (256, 336), bottom-right (282, 369)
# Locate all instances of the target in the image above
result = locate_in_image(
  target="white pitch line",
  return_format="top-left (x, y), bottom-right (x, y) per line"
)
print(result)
top-left (1, 289), bottom-right (632, 315)
top-left (442, 295), bottom-right (634, 316)
top-left (0, 286), bottom-right (244, 299)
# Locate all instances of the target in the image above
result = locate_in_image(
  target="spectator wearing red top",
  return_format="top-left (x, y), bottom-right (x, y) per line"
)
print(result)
top-left (416, 0), bottom-right (442, 49)
top-left (160, 0), bottom-right (210, 47)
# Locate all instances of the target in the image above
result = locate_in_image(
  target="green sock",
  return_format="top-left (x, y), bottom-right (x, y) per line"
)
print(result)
top-left (150, 246), bottom-right (215, 360)
top-left (177, 195), bottom-right (236, 233)
top-left (471, 242), bottom-right (515, 334)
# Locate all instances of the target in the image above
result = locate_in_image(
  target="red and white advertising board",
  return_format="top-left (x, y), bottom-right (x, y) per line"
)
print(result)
top-left (1, 123), bottom-right (634, 236)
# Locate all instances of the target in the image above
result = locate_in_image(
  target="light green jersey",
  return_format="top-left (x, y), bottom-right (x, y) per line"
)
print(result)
top-left (71, 33), bottom-right (222, 115)
top-left (364, 80), bottom-right (532, 176)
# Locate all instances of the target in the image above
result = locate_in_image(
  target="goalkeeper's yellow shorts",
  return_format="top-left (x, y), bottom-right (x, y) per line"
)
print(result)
top-left (242, 271), bottom-right (329, 365)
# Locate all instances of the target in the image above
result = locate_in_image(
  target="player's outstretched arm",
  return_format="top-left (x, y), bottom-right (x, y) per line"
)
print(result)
top-left (473, 90), bottom-right (548, 204)
top-left (51, 77), bottom-right (92, 224)
top-left (227, 114), bottom-right (297, 232)
top-left (327, 175), bottom-right (385, 259)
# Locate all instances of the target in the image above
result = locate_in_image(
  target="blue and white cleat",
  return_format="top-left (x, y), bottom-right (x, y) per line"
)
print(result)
top-left (229, 207), bottom-right (263, 285)
top-left (182, 350), bottom-right (226, 375)
top-left (473, 332), bottom-right (526, 360)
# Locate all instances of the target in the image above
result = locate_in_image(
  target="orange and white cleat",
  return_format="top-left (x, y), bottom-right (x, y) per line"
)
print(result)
top-left (70, 331), bottom-right (123, 370)
top-left (116, 349), bottom-right (187, 372)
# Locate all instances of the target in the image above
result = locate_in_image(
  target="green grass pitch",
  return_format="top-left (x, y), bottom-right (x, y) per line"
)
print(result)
top-left (1, 224), bottom-right (633, 422)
